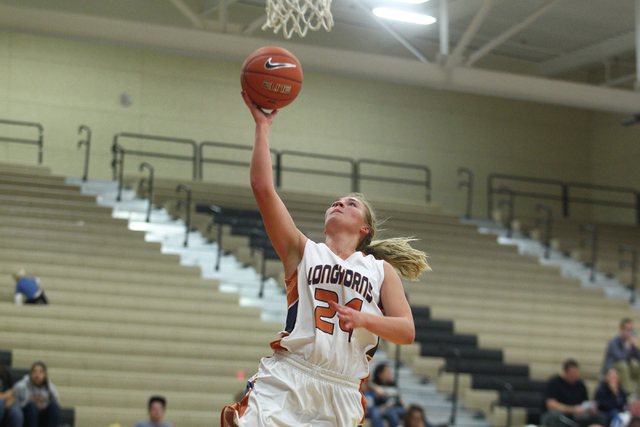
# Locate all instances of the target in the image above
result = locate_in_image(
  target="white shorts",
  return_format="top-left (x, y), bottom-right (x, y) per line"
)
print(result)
top-left (221, 350), bottom-right (366, 427)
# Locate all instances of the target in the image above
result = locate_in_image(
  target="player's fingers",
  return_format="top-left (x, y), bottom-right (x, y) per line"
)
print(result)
top-left (267, 109), bottom-right (279, 119)
top-left (240, 91), bottom-right (253, 107)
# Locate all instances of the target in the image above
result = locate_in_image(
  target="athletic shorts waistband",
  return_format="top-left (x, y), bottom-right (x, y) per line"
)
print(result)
top-left (274, 350), bottom-right (362, 389)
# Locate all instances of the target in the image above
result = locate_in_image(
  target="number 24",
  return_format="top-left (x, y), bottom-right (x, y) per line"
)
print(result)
top-left (314, 288), bottom-right (363, 340)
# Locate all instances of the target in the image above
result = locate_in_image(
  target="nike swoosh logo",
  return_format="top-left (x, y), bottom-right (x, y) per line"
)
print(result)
top-left (264, 57), bottom-right (297, 70)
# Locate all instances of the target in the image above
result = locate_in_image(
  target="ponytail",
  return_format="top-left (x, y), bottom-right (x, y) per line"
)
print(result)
top-left (348, 192), bottom-right (430, 281)
top-left (363, 237), bottom-right (430, 281)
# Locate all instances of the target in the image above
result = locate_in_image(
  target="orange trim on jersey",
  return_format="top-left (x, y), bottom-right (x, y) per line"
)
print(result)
top-left (284, 269), bottom-right (299, 308)
top-left (220, 386), bottom-right (252, 427)
top-left (270, 333), bottom-right (290, 351)
top-left (359, 372), bottom-right (371, 425)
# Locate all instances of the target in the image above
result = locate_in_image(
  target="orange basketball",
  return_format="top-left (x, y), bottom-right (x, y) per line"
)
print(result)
top-left (241, 46), bottom-right (303, 110)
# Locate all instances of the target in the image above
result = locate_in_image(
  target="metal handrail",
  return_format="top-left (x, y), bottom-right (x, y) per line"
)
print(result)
top-left (112, 132), bottom-right (198, 180)
top-left (449, 346), bottom-right (461, 426)
top-left (580, 224), bottom-right (598, 282)
top-left (457, 167), bottom-right (474, 219)
top-left (176, 184), bottom-right (192, 247)
top-left (77, 125), bottom-right (91, 181)
top-left (620, 244), bottom-right (638, 304)
top-left (279, 150), bottom-right (357, 191)
top-left (114, 145), bottom-right (125, 202)
top-left (535, 204), bottom-right (553, 259)
top-left (198, 141), bottom-right (279, 182)
top-left (0, 119), bottom-right (44, 164)
top-left (488, 173), bottom-right (564, 218)
top-left (496, 187), bottom-right (515, 237)
top-left (488, 173), bottom-right (640, 223)
top-left (138, 162), bottom-right (154, 223)
top-left (490, 379), bottom-right (514, 427)
top-left (357, 158), bottom-right (431, 202)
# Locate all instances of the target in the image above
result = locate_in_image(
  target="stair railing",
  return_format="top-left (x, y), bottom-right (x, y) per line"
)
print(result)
top-left (77, 125), bottom-right (91, 181)
top-left (580, 224), bottom-right (598, 282)
top-left (496, 186), bottom-right (515, 237)
top-left (535, 204), bottom-right (553, 259)
top-left (112, 132), bottom-right (198, 180)
top-left (0, 119), bottom-right (43, 164)
top-left (138, 162), bottom-right (154, 223)
top-left (176, 184), bottom-right (192, 247)
top-left (620, 245), bottom-right (638, 304)
top-left (449, 346), bottom-right (461, 426)
top-left (457, 167), bottom-right (474, 219)
top-left (113, 145), bottom-right (125, 202)
top-left (490, 379), bottom-right (514, 427)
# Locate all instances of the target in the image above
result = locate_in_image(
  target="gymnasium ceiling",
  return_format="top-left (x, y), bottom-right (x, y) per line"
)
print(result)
top-left (0, 0), bottom-right (638, 112)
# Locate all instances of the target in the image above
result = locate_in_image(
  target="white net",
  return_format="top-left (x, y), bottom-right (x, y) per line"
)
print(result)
top-left (262, 0), bottom-right (334, 39)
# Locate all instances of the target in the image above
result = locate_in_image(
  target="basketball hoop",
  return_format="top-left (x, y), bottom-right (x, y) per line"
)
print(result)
top-left (262, 0), bottom-right (334, 39)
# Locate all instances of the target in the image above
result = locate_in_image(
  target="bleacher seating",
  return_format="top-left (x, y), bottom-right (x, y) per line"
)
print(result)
top-left (513, 216), bottom-right (640, 287)
top-left (0, 162), bottom-right (283, 427)
top-left (4, 160), bottom-right (638, 427)
top-left (125, 174), bottom-right (640, 427)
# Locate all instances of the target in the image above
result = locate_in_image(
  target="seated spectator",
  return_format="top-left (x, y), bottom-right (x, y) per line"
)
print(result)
top-left (363, 363), bottom-right (405, 427)
top-left (611, 399), bottom-right (640, 427)
top-left (13, 361), bottom-right (61, 427)
top-left (13, 268), bottom-right (48, 305)
top-left (133, 396), bottom-right (173, 427)
top-left (595, 367), bottom-right (627, 426)
top-left (0, 362), bottom-right (23, 427)
top-left (603, 318), bottom-right (640, 396)
top-left (403, 404), bottom-right (434, 427)
top-left (541, 359), bottom-right (606, 427)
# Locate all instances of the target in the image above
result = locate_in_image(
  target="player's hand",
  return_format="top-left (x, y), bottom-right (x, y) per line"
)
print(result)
top-left (241, 91), bottom-right (278, 126)
top-left (330, 300), bottom-right (366, 330)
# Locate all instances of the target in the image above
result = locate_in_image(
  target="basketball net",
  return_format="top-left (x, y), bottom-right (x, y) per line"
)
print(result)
top-left (262, 0), bottom-right (334, 39)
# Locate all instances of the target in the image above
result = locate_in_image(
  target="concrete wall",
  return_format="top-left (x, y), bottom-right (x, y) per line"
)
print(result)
top-left (0, 31), bottom-right (595, 218)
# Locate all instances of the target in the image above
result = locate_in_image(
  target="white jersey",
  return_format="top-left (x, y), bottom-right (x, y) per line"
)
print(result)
top-left (272, 239), bottom-right (385, 380)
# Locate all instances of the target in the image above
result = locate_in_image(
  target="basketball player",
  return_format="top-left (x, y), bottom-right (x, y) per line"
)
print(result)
top-left (221, 92), bottom-right (430, 427)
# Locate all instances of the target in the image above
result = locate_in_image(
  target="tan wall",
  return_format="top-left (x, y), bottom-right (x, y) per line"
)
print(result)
top-left (589, 112), bottom-right (640, 225)
top-left (0, 31), bottom-right (594, 218)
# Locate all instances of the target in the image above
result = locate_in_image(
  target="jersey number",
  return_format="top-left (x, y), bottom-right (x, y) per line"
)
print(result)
top-left (314, 288), bottom-right (363, 341)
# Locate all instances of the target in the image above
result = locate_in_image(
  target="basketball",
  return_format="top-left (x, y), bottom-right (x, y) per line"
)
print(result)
top-left (241, 46), bottom-right (303, 110)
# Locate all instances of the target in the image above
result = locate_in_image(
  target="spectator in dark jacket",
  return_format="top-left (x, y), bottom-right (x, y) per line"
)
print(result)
top-left (595, 367), bottom-right (627, 426)
top-left (541, 359), bottom-right (606, 427)
top-left (0, 363), bottom-right (23, 427)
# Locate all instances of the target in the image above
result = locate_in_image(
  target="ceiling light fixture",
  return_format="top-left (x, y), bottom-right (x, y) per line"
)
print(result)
top-left (372, 8), bottom-right (437, 25)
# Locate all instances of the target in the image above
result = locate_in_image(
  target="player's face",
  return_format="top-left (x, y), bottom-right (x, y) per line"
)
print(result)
top-left (325, 197), bottom-right (370, 236)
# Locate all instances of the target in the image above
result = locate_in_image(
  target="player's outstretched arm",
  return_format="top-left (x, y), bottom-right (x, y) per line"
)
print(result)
top-left (242, 92), bottom-right (307, 277)
top-left (330, 262), bottom-right (415, 345)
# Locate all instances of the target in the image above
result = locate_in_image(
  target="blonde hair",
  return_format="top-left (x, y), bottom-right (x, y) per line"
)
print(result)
top-left (13, 267), bottom-right (26, 280)
top-left (349, 193), bottom-right (431, 281)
